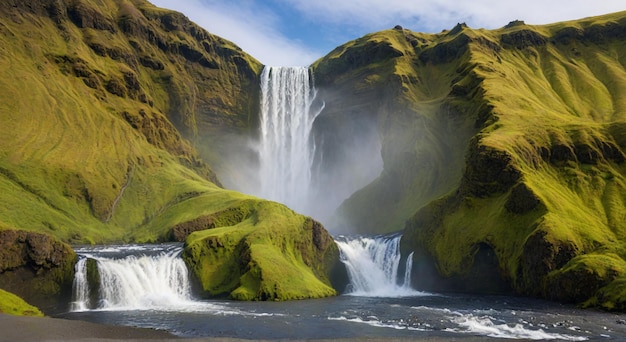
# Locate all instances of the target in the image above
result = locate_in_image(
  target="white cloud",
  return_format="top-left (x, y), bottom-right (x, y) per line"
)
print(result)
top-left (148, 0), bottom-right (321, 66)
top-left (281, 0), bottom-right (626, 32)
top-left (148, 0), bottom-right (626, 66)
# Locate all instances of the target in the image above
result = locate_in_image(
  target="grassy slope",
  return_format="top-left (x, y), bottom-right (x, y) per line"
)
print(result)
top-left (0, 0), bottom-right (338, 303)
top-left (401, 13), bottom-right (626, 309)
top-left (183, 200), bottom-right (339, 300)
top-left (314, 12), bottom-right (626, 309)
top-left (0, 289), bottom-right (43, 317)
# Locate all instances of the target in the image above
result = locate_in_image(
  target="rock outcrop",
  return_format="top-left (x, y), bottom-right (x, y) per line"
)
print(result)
top-left (182, 200), bottom-right (345, 300)
top-left (0, 230), bottom-right (76, 312)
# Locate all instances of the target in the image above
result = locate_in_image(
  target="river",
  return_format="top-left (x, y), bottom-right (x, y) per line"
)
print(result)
top-left (54, 243), bottom-right (626, 340)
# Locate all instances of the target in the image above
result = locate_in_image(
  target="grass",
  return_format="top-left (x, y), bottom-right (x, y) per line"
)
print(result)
top-left (0, 0), bottom-right (336, 304)
top-left (0, 289), bottom-right (43, 317)
top-left (313, 10), bottom-right (626, 308)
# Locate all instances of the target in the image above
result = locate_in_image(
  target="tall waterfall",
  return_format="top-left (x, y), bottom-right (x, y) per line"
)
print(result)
top-left (71, 245), bottom-right (195, 311)
top-left (258, 66), bottom-right (323, 214)
top-left (335, 234), bottom-right (423, 297)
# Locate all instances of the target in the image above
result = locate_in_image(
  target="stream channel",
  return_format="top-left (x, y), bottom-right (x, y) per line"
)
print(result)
top-left (54, 241), bottom-right (626, 340)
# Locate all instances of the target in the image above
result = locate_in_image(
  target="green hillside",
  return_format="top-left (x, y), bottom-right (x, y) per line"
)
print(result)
top-left (0, 0), bottom-right (340, 311)
top-left (313, 13), bottom-right (626, 309)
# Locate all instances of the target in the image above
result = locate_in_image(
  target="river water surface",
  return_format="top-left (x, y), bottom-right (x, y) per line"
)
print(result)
top-left (57, 243), bottom-right (626, 340)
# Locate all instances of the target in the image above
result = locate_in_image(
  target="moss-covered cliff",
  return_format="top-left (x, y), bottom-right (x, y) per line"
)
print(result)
top-left (0, 0), bottom-right (340, 309)
top-left (0, 0), bottom-right (262, 242)
top-left (314, 13), bottom-right (626, 309)
top-left (311, 26), bottom-right (479, 234)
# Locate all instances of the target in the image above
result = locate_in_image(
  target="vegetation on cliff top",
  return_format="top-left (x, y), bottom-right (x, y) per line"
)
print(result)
top-left (313, 12), bottom-right (626, 309)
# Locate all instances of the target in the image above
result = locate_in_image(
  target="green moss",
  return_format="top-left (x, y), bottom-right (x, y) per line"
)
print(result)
top-left (393, 11), bottom-right (626, 309)
top-left (311, 10), bottom-right (626, 309)
top-left (0, 289), bottom-right (43, 317)
top-left (183, 201), bottom-right (339, 300)
top-left (0, 0), bottom-right (262, 244)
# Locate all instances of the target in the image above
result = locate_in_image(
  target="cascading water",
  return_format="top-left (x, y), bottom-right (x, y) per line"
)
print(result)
top-left (335, 234), bottom-right (423, 297)
top-left (71, 244), bottom-right (199, 311)
top-left (257, 66), bottom-right (323, 214)
top-left (71, 256), bottom-right (90, 311)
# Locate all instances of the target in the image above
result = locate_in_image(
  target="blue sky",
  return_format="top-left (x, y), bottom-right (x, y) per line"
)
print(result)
top-left (149, 0), bottom-right (626, 66)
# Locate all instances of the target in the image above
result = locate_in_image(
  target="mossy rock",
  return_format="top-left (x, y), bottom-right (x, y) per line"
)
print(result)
top-left (0, 288), bottom-right (43, 317)
top-left (0, 230), bottom-right (76, 313)
top-left (182, 200), bottom-right (344, 300)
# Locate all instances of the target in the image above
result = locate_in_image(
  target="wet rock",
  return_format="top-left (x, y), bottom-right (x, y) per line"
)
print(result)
top-left (0, 230), bottom-right (76, 314)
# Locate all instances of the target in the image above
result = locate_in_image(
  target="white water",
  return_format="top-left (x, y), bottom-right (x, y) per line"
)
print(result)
top-left (258, 66), bottom-right (323, 214)
top-left (71, 245), bottom-right (205, 311)
top-left (335, 234), bottom-right (423, 297)
top-left (71, 257), bottom-right (90, 311)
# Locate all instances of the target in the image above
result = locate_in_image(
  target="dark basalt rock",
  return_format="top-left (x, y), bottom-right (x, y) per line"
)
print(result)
top-left (544, 258), bottom-right (619, 303)
top-left (500, 29), bottom-right (547, 49)
top-left (419, 33), bottom-right (470, 64)
top-left (461, 140), bottom-right (521, 197)
top-left (408, 243), bottom-right (513, 295)
top-left (516, 229), bottom-right (578, 296)
top-left (67, 0), bottom-right (116, 32)
top-left (169, 215), bottom-right (216, 242)
top-left (505, 182), bottom-right (541, 214)
top-left (0, 229), bottom-right (76, 314)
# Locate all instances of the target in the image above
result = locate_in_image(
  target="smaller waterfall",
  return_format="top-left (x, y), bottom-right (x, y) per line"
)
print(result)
top-left (71, 245), bottom-right (196, 311)
top-left (336, 234), bottom-right (423, 297)
top-left (71, 257), bottom-right (90, 311)
top-left (403, 251), bottom-right (415, 289)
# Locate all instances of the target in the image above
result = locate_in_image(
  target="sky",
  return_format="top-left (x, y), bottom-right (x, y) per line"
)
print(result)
top-left (149, 0), bottom-right (626, 66)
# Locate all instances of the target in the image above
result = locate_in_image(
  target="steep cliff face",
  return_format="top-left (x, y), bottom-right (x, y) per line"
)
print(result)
top-left (312, 26), bottom-right (479, 234)
top-left (314, 13), bottom-right (626, 309)
top-left (0, 0), bottom-right (263, 242)
top-left (0, 0), bottom-right (340, 307)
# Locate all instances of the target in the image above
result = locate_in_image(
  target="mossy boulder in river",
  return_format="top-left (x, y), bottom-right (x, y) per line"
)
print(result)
top-left (0, 230), bottom-right (76, 313)
top-left (182, 200), bottom-right (345, 300)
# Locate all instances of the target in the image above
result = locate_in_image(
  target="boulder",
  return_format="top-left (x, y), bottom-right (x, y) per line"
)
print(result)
top-left (0, 230), bottom-right (76, 313)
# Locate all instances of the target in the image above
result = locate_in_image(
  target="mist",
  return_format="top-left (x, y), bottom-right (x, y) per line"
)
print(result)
top-left (211, 66), bottom-right (384, 234)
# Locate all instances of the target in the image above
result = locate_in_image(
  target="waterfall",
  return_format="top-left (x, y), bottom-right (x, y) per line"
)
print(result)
top-left (258, 66), bottom-right (323, 214)
top-left (71, 256), bottom-right (90, 311)
top-left (403, 251), bottom-right (415, 288)
top-left (335, 234), bottom-right (423, 297)
top-left (70, 245), bottom-right (196, 311)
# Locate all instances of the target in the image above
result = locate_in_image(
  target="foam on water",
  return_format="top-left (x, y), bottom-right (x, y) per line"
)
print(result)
top-left (328, 316), bottom-right (428, 331)
top-left (447, 313), bottom-right (588, 340)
